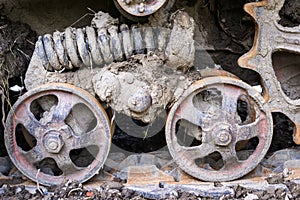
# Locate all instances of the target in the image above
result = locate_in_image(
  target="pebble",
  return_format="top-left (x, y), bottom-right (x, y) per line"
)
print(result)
top-left (0, 157), bottom-right (13, 175)
top-left (244, 193), bottom-right (259, 200)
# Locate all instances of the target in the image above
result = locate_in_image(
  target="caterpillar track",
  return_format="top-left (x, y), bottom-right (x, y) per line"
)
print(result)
top-left (1, 0), bottom-right (300, 196)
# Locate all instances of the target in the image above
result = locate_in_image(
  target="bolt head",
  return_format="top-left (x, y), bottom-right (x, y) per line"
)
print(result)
top-left (44, 131), bottom-right (65, 153)
top-left (138, 3), bottom-right (145, 13)
top-left (125, 0), bottom-right (132, 4)
top-left (48, 140), bottom-right (58, 150)
top-left (128, 89), bottom-right (152, 113)
top-left (215, 130), bottom-right (232, 146)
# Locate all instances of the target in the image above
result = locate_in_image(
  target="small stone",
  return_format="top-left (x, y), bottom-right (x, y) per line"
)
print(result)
top-left (0, 157), bottom-right (13, 175)
top-left (283, 168), bottom-right (290, 178)
top-left (159, 182), bottom-right (165, 188)
top-left (244, 193), bottom-right (259, 200)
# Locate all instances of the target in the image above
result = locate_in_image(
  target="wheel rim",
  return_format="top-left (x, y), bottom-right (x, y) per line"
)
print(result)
top-left (114, 0), bottom-right (169, 17)
top-left (165, 77), bottom-right (273, 181)
top-left (5, 83), bottom-right (111, 186)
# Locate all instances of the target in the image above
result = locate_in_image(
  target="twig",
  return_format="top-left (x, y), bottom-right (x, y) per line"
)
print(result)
top-left (69, 11), bottom-right (95, 27)
top-left (17, 48), bottom-right (31, 60)
top-left (87, 7), bottom-right (96, 14)
top-left (26, 39), bottom-right (35, 46)
top-left (0, 24), bottom-right (8, 30)
top-left (111, 110), bottom-right (115, 127)
top-left (36, 169), bottom-right (44, 195)
top-left (1, 94), bottom-right (5, 129)
top-left (9, 35), bottom-right (21, 56)
top-left (67, 188), bottom-right (83, 197)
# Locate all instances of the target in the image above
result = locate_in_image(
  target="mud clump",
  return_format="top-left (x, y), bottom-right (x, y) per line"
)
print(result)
top-left (0, 15), bottom-right (36, 84)
top-left (0, 15), bottom-right (36, 156)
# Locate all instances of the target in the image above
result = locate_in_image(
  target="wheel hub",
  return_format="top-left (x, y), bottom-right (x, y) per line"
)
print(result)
top-left (212, 123), bottom-right (232, 147)
top-left (44, 131), bottom-right (64, 154)
top-left (215, 129), bottom-right (232, 147)
top-left (114, 0), bottom-right (168, 17)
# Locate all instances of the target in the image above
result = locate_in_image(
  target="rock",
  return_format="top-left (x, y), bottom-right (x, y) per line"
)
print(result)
top-left (244, 193), bottom-right (259, 200)
top-left (0, 157), bottom-right (12, 175)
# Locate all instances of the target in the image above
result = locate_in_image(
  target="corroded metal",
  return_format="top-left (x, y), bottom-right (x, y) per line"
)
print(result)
top-left (114, 0), bottom-right (168, 17)
top-left (165, 77), bottom-right (273, 181)
top-left (238, 0), bottom-right (300, 144)
top-left (33, 11), bottom-right (194, 73)
top-left (5, 83), bottom-right (112, 186)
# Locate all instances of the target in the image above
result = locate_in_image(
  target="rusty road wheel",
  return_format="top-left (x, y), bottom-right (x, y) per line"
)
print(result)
top-left (113, 0), bottom-right (174, 21)
top-left (5, 83), bottom-right (111, 186)
top-left (165, 76), bottom-right (273, 181)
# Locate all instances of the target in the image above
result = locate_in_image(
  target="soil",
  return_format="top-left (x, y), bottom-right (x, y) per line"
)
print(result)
top-left (279, 0), bottom-right (300, 27)
top-left (0, 0), bottom-right (300, 199)
top-left (0, 14), bottom-right (36, 157)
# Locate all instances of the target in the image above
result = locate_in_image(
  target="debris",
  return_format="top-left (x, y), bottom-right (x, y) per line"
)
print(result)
top-left (244, 193), bottom-right (259, 200)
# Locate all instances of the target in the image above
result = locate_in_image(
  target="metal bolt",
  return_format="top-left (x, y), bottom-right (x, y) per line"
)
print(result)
top-left (138, 3), bottom-right (145, 13)
top-left (128, 89), bottom-right (152, 113)
top-left (215, 130), bottom-right (232, 146)
top-left (48, 141), bottom-right (58, 150)
top-left (219, 132), bottom-right (230, 143)
top-left (44, 131), bottom-right (64, 153)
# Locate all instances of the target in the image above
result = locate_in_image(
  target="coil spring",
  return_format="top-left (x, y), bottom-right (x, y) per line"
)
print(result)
top-left (35, 24), bottom-right (171, 72)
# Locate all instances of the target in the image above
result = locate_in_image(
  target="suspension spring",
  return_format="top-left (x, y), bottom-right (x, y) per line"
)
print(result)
top-left (35, 24), bottom-right (171, 72)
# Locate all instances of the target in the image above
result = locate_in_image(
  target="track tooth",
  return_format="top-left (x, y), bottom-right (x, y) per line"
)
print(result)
top-left (120, 24), bottom-right (134, 59)
top-left (65, 27), bottom-right (83, 69)
top-left (108, 25), bottom-right (124, 62)
top-left (143, 26), bottom-right (156, 53)
top-left (156, 27), bottom-right (170, 53)
top-left (97, 28), bottom-right (114, 64)
top-left (43, 34), bottom-right (61, 71)
top-left (132, 25), bottom-right (145, 54)
top-left (76, 28), bottom-right (91, 67)
top-left (35, 36), bottom-right (53, 71)
top-left (86, 26), bottom-right (104, 67)
top-left (53, 31), bottom-right (69, 68)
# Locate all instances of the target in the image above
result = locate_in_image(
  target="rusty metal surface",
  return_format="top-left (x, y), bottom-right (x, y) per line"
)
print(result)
top-left (238, 0), bottom-right (300, 144)
top-left (4, 83), bottom-right (112, 186)
top-left (8, 0), bottom-right (300, 187)
top-left (114, 0), bottom-right (168, 17)
top-left (165, 77), bottom-right (273, 181)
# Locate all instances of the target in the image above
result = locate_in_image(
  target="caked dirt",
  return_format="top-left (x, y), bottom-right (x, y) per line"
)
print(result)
top-left (0, 14), bottom-right (36, 158)
top-left (0, 0), bottom-right (300, 199)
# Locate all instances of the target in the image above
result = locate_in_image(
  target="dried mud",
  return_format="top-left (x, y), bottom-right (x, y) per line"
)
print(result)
top-left (0, 0), bottom-right (300, 199)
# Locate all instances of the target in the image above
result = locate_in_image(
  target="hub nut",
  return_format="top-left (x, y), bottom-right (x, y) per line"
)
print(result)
top-left (215, 130), bottom-right (232, 146)
top-left (128, 89), bottom-right (152, 113)
top-left (44, 131), bottom-right (64, 153)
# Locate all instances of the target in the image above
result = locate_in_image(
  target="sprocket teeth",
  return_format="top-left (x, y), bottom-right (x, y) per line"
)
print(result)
top-left (238, 0), bottom-right (300, 144)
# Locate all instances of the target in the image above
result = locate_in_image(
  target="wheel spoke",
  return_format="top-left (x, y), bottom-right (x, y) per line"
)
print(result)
top-left (236, 119), bottom-right (260, 142)
top-left (54, 154), bottom-right (80, 175)
top-left (175, 94), bottom-right (208, 127)
top-left (220, 147), bottom-right (240, 169)
top-left (215, 85), bottom-right (245, 119)
top-left (236, 111), bottom-right (267, 142)
top-left (177, 143), bottom-right (215, 160)
top-left (52, 92), bottom-right (82, 122)
top-left (22, 146), bottom-right (46, 164)
top-left (14, 103), bottom-right (44, 137)
top-left (72, 125), bottom-right (108, 149)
